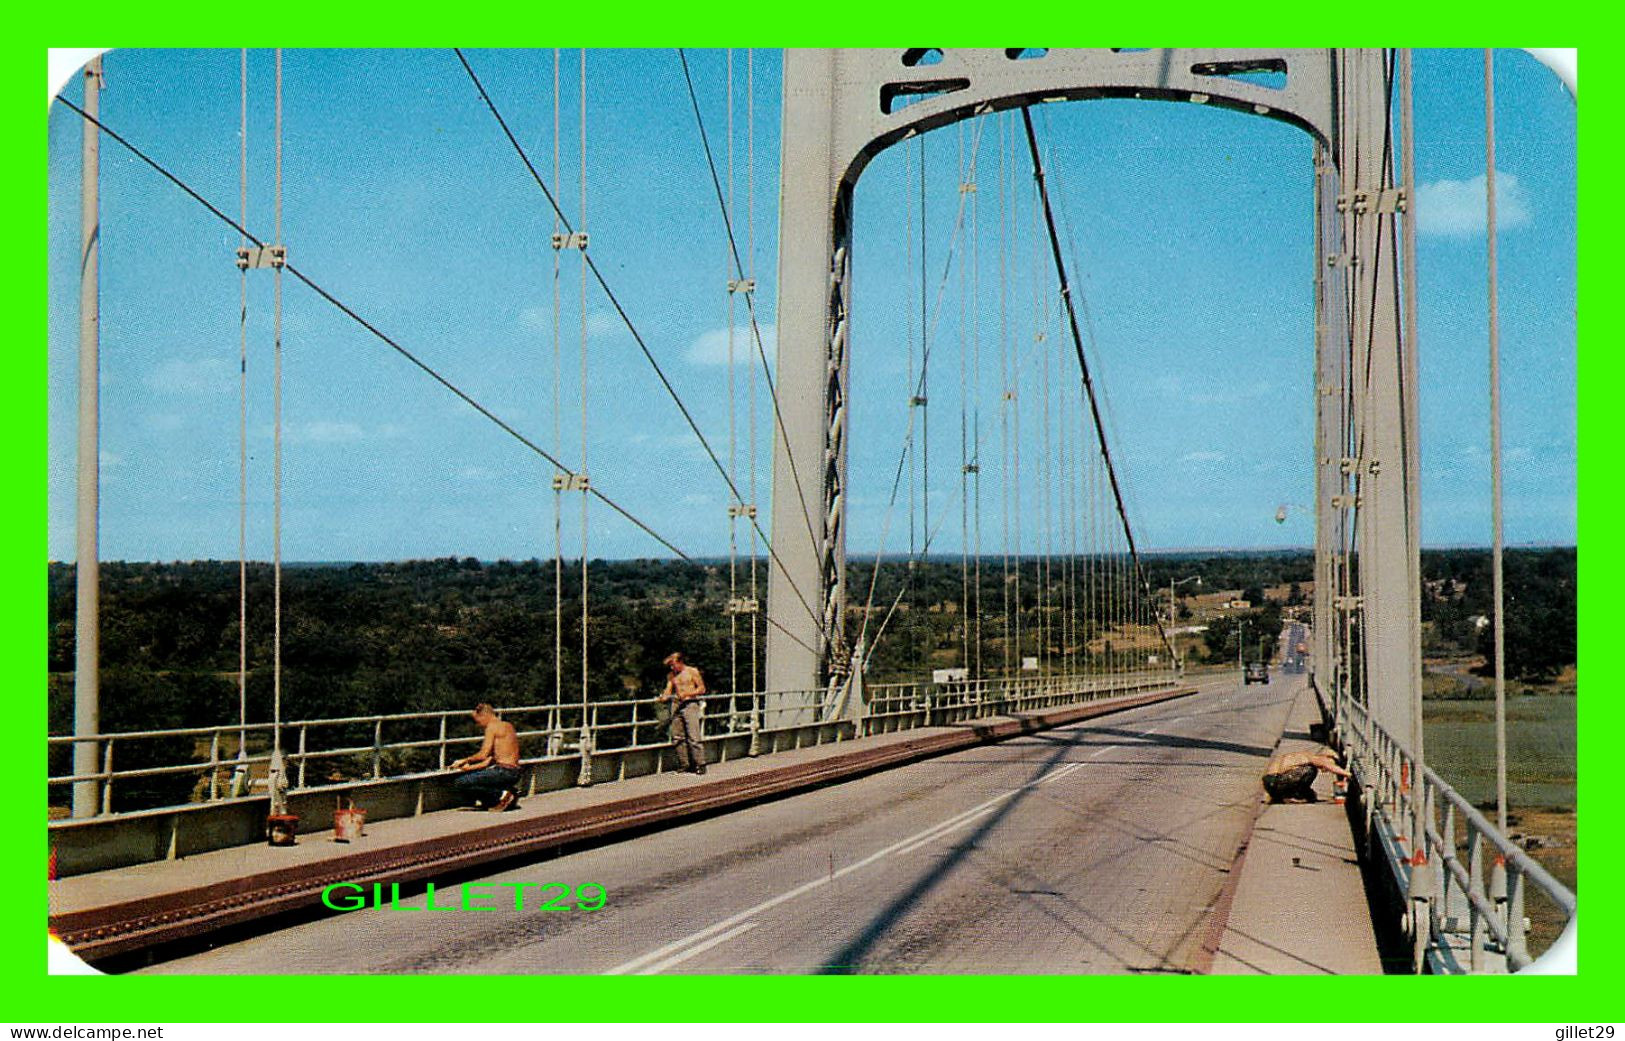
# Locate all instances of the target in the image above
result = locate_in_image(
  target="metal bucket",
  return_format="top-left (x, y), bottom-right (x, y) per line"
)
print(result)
top-left (266, 813), bottom-right (299, 846)
top-left (334, 806), bottom-right (365, 842)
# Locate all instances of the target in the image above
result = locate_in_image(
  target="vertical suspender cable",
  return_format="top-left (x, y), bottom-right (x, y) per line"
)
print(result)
top-left (270, 49), bottom-right (286, 808)
top-left (726, 49), bottom-right (739, 696)
top-left (920, 132), bottom-right (930, 636)
top-left (578, 48), bottom-right (590, 735)
top-left (747, 48), bottom-right (760, 692)
top-left (1483, 48), bottom-right (1508, 835)
top-left (958, 123), bottom-right (970, 671)
top-left (552, 49), bottom-right (564, 723)
top-left (1011, 142), bottom-right (1024, 672)
top-left (970, 126), bottom-right (984, 680)
top-left (998, 113), bottom-right (1012, 679)
top-left (237, 50), bottom-right (249, 762)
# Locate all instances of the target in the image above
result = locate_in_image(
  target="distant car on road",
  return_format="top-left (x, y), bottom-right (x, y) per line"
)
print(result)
top-left (1244, 661), bottom-right (1269, 685)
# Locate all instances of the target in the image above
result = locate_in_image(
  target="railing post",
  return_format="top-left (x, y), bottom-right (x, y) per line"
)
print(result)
top-left (1505, 861), bottom-right (1530, 970)
top-left (100, 740), bottom-right (114, 816)
top-left (372, 719), bottom-right (384, 779)
top-left (577, 706), bottom-right (595, 787)
top-left (748, 691), bottom-right (762, 755)
top-left (208, 730), bottom-right (221, 801)
top-left (437, 715), bottom-right (448, 771)
top-left (1468, 830), bottom-right (1487, 973)
top-left (297, 726), bottom-right (308, 789)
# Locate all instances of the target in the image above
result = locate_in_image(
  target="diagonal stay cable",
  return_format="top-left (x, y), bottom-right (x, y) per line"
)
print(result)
top-left (55, 94), bottom-right (689, 569)
top-left (56, 92), bottom-right (827, 666)
top-left (675, 48), bottom-right (823, 566)
top-left (453, 48), bottom-right (828, 643)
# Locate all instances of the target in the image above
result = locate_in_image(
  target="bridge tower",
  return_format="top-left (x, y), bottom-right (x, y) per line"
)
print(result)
top-left (766, 48), bottom-right (1423, 753)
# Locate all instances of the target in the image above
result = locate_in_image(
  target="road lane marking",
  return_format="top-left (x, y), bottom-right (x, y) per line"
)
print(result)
top-left (605, 756), bottom-right (1095, 974)
top-left (634, 922), bottom-right (759, 975)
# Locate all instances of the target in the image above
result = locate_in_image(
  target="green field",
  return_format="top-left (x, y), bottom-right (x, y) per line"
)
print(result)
top-left (1423, 695), bottom-right (1576, 811)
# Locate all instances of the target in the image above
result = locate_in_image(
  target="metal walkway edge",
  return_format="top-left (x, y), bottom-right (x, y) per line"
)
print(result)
top-left (51, 685), bottom-right (1194, 961)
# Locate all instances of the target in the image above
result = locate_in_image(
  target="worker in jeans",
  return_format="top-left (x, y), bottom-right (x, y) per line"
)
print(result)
top-left (450, 703), bottom-right (523, 811)
top-left (1262, 746), bottom-right (1351, 803)
top-left (660, 652), bottom-right (708, 775)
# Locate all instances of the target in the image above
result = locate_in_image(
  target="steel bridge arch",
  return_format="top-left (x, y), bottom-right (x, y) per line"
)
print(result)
top-left (766, 48), bottom-right (1420, 765)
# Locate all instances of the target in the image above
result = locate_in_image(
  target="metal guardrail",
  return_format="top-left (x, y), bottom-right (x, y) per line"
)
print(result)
top-left (1333, 690), bottom-right (1576, 972)
top-left (49, 669), bottom-right (1176, 818)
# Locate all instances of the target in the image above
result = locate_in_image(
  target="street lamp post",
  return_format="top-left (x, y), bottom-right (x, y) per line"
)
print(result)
top-left (1166, 575), bottom-right (1201, 672)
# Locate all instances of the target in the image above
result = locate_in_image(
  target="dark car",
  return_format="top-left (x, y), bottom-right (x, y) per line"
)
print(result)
top-left (1244, 661), bottom-right (1269, 685)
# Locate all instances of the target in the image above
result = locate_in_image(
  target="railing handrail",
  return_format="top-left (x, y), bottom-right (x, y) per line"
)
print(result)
top-left (46, 668), bottom-right (1179, 816)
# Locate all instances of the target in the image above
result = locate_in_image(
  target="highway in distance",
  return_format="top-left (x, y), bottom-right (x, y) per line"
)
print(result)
top-left (143, 673), bottom-right (1303, 975)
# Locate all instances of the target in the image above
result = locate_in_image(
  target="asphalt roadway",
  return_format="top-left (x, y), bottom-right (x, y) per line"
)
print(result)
top-left (142, 672), bottom-right (1304, 975)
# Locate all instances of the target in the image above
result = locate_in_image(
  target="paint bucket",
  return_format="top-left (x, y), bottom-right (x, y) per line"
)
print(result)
top-left (334, 805), bottom-right (365, 842)
top-left (266, 813), bottom-right (300, 846)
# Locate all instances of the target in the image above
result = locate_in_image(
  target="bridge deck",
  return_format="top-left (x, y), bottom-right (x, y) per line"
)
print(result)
top-left (51, 685), bottom-right (1192, 960)
top-left (1211, 681), bottom-right (1384, 974)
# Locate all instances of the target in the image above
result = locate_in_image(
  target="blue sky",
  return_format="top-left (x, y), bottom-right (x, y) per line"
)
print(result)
top-left (46, 48), bottom-right (1576, 562)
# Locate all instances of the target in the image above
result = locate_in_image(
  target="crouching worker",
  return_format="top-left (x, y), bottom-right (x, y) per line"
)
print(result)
top-left (450, 703), bottom-right (523, 811)
top-left (1262, 746), bottom-right (1351, 803)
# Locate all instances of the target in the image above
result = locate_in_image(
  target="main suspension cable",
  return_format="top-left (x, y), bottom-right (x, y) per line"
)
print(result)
top-left (454, 49), bottom-right (829, 641)
top-left (1019, 106), bottom-right (1176, 668)
top-left (53, 93), bottom-right (695, 566)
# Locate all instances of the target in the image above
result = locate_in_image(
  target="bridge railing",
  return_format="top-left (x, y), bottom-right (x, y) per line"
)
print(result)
top-left (1336, 692), bottom-right (1576, 972)
top-left (49, 668), bottom-right (1180, 818)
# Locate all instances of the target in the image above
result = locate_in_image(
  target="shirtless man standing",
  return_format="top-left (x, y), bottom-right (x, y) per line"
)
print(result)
top-left (660, 652), bottom-right (708, 775)
top-left (1262, 745), bottom-right (1352, 803)
top-left (451, 703), bottom-right (523, 811)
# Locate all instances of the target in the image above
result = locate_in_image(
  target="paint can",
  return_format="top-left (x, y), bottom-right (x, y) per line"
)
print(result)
top-left (266, 813), bottom-right (300, 846)
top-left (334, 802), bottom-right (365, 842)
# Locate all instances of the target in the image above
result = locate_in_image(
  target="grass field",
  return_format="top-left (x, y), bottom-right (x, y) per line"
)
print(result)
top-left (1423, 694), bottom-right (1575, 957)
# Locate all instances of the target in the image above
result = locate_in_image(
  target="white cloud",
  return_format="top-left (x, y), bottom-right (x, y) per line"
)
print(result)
top-left (144, 357), bottom-right (233, 395)
top-left (687, 323), bottom-right (776, 367)
top-left (1416, 171), bottom-right (1531, 237)
top-left (519, 307), bottom-right (625, 339)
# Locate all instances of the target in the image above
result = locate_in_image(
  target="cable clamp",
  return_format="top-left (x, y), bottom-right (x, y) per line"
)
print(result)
top-left (1339, 456), bottom-right (1361, 475)
top-left (1329, 494), bottom-right (1362, 509)
top-left (1334, 595), bottom-right (1364, 611)
top-left (236, 245), bottom-right (287, 270)
top-left (552, 473), bottom-right (590, 492)
top-left (909, 395), bottom-right (928, 407)
top-left (728, 503), bottom-right (758, 519)
top-left (1354, 189), bottom-right (1406, 215)
top-left (962, 463), bottom-right (980, 474)
top-left (551, 231), bottom-right (589, 251)
top-left (958, 181), bottom-right (977, 194)
top-left (1325, 252), bottom-right (1349, 268)
top-left (727, 278), bottom-right (756, 294)
top-left (727, 597), bottom-right (759, 615)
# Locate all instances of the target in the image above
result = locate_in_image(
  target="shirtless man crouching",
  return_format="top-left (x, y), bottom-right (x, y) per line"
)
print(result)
top-left (1261, 745), bottom-right (1352, 803)
top-left (451, 703), bottom-right (523, 811)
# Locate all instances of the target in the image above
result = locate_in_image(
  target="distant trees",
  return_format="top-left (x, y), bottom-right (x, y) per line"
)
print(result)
top-left (46, 548), bottom-right (1576, 743)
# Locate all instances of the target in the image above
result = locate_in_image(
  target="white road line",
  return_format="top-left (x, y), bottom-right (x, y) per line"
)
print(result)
top-left (605, 754), bottom-right (1096, 974)
top-left (635, 922), bottom-right (759, 975)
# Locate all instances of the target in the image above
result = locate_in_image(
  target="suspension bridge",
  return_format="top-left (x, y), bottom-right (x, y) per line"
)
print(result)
top-left (46, 48), bottom-right (1574, 975)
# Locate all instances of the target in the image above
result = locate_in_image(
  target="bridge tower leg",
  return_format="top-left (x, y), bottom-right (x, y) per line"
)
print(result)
top-left (1334, 50), bottom-right (1424, 759)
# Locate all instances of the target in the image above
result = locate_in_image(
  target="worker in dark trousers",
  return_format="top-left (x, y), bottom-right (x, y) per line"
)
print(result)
top-left (1262, 746), bottom-right (1351, 802)
top-left (660, 652), bottom-right (708, 774)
